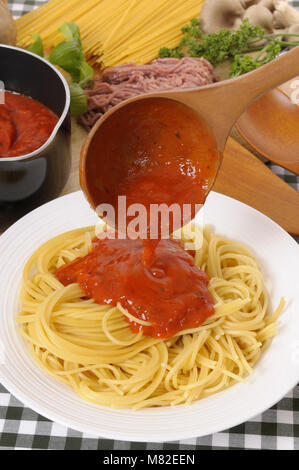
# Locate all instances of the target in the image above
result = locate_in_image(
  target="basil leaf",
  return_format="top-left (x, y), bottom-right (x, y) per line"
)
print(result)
top-left (69, 82), bottom-right (88, 116)
top-left (59, 22), bottom-right (82, 49)
top-left (49, 40), bottom-right (82, 81)
top-left (79, 61), bottom-right (94, 88)
top-left (28, 34), bottom-right (44, 57)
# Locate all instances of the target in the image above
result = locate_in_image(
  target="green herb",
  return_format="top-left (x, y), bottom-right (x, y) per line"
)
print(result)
top-left (69, 82), bottom-right (88, 117)
top-left (159, 18), bottom-right (299, 77)
top-left (28, 22), bottom-right (93, 116)
top-left (78, 61), bottom-right (94, 88)
top-left (159, 46), bottom-right (184, 59)
top-left (59, 22), bottom-right (82, 45)
top-left (49, 40), bottom-right (83, 81)
top-left (28, 33), bottom-right (44, 57)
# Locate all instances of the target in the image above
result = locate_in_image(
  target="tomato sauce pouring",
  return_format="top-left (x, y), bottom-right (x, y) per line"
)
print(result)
top-left (59, 97), bottom-right (222, 338)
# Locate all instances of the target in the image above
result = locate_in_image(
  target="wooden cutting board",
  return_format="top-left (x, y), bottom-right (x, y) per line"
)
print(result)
top-left (214, 137), bottom-right (299, 235)
top-left (63, 121), bottom-right (299, 235)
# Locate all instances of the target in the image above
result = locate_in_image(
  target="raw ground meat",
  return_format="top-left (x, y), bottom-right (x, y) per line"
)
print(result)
top-left (79, 57), bottom-right (216, 130)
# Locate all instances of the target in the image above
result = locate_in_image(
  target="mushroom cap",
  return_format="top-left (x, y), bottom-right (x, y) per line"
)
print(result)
top-left (287, 23), bottom-right (299, 41)
top-left (200, 0), bottom-right (245, 34)
top-left (260, 0), bottom-right (276, 12)
top-left (242, 0), bottom-right (260, 7)
top-left (244, 4), bottom-right (274, 31)
top-left (288, 23), bottom-right (299, 32)
top-left (273, 1), bottom-right (299, 28)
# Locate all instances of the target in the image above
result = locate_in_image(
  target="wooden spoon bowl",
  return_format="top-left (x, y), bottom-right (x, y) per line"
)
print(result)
top-left (236, 88), bottom-right (299, 175)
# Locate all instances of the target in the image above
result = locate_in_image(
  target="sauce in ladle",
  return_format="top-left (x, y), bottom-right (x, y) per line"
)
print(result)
top-left (84, 98), bottom-right (220, 237)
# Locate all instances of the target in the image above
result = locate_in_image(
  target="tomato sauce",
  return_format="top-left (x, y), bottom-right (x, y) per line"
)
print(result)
top-left (56, 236), bottom-right (214, 338)
top-left (58, 98), bottom-right (220, 338)
top-left (0, 91), bottom-right (58, 158)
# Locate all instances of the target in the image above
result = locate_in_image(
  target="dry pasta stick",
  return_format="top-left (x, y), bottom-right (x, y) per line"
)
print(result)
top-left (16, 0), bottom-right (205, 68)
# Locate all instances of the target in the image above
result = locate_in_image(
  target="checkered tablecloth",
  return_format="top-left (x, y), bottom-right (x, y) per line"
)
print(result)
top-left (1, 0), bottom-right (299, 451)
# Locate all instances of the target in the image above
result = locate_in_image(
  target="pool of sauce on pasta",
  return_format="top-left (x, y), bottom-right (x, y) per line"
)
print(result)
top-left (56, 237), bottom-right (214, 338)
top-left (58, 98), bottom-right (221, 338)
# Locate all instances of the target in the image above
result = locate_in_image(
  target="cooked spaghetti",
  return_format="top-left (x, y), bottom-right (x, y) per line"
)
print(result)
top-left (17, 225), bottom-right (284, 409)
top-left (16, 0), bottom-right (205, 68)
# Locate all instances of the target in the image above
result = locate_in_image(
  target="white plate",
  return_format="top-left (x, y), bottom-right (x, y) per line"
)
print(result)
top-left (0, 190), bottom-right (298, 442)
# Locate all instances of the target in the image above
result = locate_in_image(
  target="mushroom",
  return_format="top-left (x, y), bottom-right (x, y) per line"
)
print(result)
top-left (242, 0), bottom-right (260, 7)
top-left (200, 0), bottom-right (245, 34)
top-left (244, 4), bottom-right (274, 31)
top-left (273, 0), bottom-right (299, 28)
top-left (199, 0), bottom-right (299, 38)
top-left (0, 0), bottom-right (16, 45)
top-left (259, 0), bottom-right (276, 12)
top-left (286, 23), bottom-right (299, 42)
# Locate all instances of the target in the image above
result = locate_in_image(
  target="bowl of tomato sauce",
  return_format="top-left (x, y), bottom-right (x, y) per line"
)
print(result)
top-left (0, 45), bottom-right (71, 229)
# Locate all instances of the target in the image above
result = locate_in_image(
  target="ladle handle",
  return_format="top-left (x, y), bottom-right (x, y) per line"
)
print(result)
top-left (221, 45), bottom-right (299, 111)
top-left (168, 46), bottom-right (299, 151)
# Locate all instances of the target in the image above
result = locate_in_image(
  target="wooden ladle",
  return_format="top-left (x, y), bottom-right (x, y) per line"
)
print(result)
top-left (80, 47), bottom-right (299, 229)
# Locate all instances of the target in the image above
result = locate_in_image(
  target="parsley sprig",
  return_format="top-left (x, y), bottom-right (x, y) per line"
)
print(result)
top-left (159, 18), bottom-right (299, 77)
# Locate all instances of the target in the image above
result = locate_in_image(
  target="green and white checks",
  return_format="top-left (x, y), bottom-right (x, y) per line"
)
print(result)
top-left (1, 0), bottom-right (298, 450)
